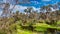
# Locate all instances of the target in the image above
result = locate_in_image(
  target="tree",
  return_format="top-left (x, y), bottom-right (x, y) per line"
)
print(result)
top-left (0, 0), bottom-right (30, 18)
top-left (40, 5), bottom-right (52, 20)
top-left (24, 7), bottom-right (33, 14)
top-left (52, 4), bottom-right (58, 10)
top-left (0, 0), bottom-right (30, 34)
top-left (24, 7), bottom-right (34, 19)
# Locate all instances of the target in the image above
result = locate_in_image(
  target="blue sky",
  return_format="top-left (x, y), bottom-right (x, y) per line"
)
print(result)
top-left (0, 0), bottom-right (60, 13)
top-left (19, 0), bottom-right (60, 8)
top-left (0, 0), bottom-right (60, 8)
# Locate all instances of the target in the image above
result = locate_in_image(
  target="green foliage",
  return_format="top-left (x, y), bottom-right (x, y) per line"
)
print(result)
top-left (17, 29), bottom-right (33, 34)
top-left (33, 23), bottom-right (57, 31)
top-left (34, 27), bottom-right (47, 31)
top-left (0, 4), bottom-right (60, 34)
top-left (0, 30), bottom-right (6, 34)
top-left (57, 20), bottom-right (60, 24)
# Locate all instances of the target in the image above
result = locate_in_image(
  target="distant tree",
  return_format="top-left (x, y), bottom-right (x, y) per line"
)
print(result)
top-left (0, 0), bottom-right (30, 18)
top-left (24, 7), bottom-right (33, 14)
top-left (0, 0), bottom-right (30, 34)
top-left (52, 4), bottom-right (58, 10)
top-left (40, 5), bottom-right (52, 20)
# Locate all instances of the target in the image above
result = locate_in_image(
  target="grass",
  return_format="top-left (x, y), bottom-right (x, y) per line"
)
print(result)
top-left (57, 20), bottom-right (60, 24)
top-left (16, 20), bottom-right (60, 34)
top-left (17, 29), bottom-right (32, 34)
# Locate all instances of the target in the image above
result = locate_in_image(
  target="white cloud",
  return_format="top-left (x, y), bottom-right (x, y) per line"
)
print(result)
top-left (51, 8), bottom-right (59, 11)
top-left (10, 5), bottom-right (27, 13)
top-left (42, 0), bottom-right (51, 1)
top-left (32, 7), bottom-right (40, 11)
top-left (31, 1), bottom-right (40, 4)
top-left (3, 0), bottom-right (6, 3)
top-left (0, 10), bottom-right (2, 16)
top-left (14, 5), bottom-right (27, 12)
top-left (10, 5), bottom-right (40, 13)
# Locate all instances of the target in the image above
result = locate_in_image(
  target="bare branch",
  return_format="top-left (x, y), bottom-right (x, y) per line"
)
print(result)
top-left (0, 0), bottom-right (30, 17)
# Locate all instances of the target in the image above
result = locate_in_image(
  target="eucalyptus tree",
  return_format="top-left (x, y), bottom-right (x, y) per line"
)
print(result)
top-left (24, 7), bottom-right (34, 19)
top-left (57, 2), bottom-right (60, 10)
top-left (40, 5), bottom-right (58, 34)
top-left (40, 5), bottom-right (52, 20)
top-left (0, 0), bottom-right (30, 34)
top-left (0, 0), bottom-right (30, 18)
top-left (52, 4), bottom-right (58, 10)
top-left (24, 7), bottom-right (33, 14)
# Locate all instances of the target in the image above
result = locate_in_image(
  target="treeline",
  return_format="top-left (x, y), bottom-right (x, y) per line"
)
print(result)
top-left (0, 2), bottom-right (60, 34)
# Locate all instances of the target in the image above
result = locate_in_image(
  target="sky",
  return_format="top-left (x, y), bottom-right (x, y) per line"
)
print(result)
top-left (20, 0), bottom-right (60, 8)
top-left (0, 0), bottom-right (60, 7)
top-left (0, 0), bottom-right (60, 13)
